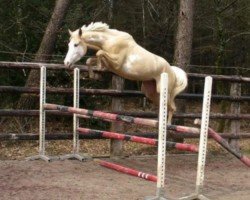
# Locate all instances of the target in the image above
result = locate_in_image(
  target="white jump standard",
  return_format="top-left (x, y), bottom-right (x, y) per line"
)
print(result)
top-left (145, 73), bottom-right (168, 200)
top-left (26, 66), bottom-right (55, 162)
top-left (27, 66), bottom-right (90, 162)
top-left (179, 76), bottom-right (213, 200)
top-left (60, 68), bottom-right (90, 161)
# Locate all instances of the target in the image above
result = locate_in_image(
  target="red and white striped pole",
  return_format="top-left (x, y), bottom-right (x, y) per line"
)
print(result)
top-left (77, 127), bottom-right (198, 152)
top-left (95, 159), bottom-right (157, 182)
top-left (44, 103), bottom-right (158, 127)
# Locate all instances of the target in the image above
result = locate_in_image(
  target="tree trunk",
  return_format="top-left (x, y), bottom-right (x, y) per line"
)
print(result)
top-left (173, 0), bottom-right (195, 140)
top-left (174, 0), bottom-right (195, 70)
top-left (107, 0), bottom-right (125, 157)
top-left (110, 75), bottom-right (124, 157)
top-left (17, 0), bottom-right (72, 109)
top-left (214, 0), bottom-right (228, 133)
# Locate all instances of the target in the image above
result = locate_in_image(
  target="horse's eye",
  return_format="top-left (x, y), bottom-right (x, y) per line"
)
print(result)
top-left (74, 43), bottom-right (79, 47)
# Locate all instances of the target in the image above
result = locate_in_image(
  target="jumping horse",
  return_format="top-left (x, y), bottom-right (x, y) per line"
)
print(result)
top-left (64, 22), bottom-right (188, 124)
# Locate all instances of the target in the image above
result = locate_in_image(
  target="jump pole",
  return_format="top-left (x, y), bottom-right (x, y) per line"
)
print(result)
top-left (171, 123), bottom-right (250, 167)
top-left (77, 127), bottom-right (198, 152)
top-left (179, 76), bottom-right (213, 200)
top-left (44, 104), bottom-right (159, 127)
top-left (95, 159), bottom-right (157, 182)
top-left (207, 127), bottom-right (250, 167)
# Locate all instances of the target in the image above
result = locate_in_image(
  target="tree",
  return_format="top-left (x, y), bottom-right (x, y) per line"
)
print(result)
top-left (174, 0), bottom-right (195, 70)
top-left (17, 0), bottom-right (72, 109)
top-left (107, 0), bottom-right (125, 157)
top-left (173, 0), bottom-right (195, 132)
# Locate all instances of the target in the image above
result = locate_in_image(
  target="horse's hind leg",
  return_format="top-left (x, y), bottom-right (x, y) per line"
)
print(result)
top-left (154, 76), bottom-right (161, 94)
top-left (167, 93), bottom-right (177, 124)
top-left (141, 81), bottom-right (159, 105)
top-left (167, 105), bottom-right (175, 125)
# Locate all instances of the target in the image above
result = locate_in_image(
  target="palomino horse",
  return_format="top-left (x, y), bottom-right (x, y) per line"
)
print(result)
top-left (64, 22), bottom-right (188, 124)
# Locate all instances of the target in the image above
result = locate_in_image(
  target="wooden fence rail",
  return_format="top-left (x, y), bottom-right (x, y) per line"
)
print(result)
top-left (0, 109), bottom-right (250, 120)
top-left (1, 132), bottom-right (249, 141)
top-left (0, 86), bottom-right (249, 102)
top-left (1, 61), bottom-right (250, 82)
top-left (1, 61), bottom-right (249, 145)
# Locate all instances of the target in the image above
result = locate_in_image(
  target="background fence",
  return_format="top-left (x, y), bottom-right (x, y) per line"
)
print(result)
top-left (0, 62), bottom-right (249, 153)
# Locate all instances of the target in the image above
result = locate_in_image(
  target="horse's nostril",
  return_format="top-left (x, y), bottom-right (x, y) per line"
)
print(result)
top-left (64, 61), bottom-right (70, 67)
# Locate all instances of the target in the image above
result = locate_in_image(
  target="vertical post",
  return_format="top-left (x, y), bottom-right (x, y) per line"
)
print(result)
top-left (195, 76), bottom-right (212, 195)
top-left (39, 66), bottom-right (46, 156)
top-left (27, 66), bottom-right (51, 162)
top-left (110, 75), bottom-right (124, 157)
top-left (60, 68), bottom-right (90, 161)
top-left (156, 73), bottom-right (168, 198)
top-left (146, 73), bottom-right (168, 200)
top-left (73, 68), bottom-right (80, 153)
top-left (180, 76), bottom-right (212, 200)
top-left (229, 82), bottom-right (241, 151)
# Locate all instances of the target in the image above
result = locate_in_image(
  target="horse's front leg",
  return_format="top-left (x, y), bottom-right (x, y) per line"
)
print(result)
top-left (96, 50), bottom-right (121, 70)
top-left (86, 57), bottom-right (105, 79)
top-left (86, 57), bottom-right (97, 78)
top-left (86, 57), bottom-right (106, 69)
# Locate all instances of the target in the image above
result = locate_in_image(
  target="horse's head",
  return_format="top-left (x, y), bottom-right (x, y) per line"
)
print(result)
top-left (64, 28), bottom-right (87, 68)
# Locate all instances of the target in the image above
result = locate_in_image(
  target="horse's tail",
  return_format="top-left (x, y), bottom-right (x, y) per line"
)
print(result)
top-left (171, 66), bottom-right (188, 98)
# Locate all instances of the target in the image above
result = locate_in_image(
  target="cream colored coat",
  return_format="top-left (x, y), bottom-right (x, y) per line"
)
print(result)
top-left (66, 22), bottom-right (187, 124)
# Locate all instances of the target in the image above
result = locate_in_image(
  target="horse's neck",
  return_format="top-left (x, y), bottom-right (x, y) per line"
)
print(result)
top-left (82, 32), bottom-right (107, 50)
top-left (82, 30), bottom-right (132, 50)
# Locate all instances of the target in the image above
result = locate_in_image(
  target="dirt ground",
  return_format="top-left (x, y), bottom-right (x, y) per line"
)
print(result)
top-left (0, 154), bottom-right (249, 200)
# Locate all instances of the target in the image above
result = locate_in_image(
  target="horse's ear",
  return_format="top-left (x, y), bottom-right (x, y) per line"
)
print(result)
top-left (79, 28), bottom-right (82, 37)
top-left (68, 29), bottom-right (73, 35)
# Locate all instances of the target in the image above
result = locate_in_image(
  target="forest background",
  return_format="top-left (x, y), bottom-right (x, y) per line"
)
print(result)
top-left (0, 0), bottom-right (249, 134)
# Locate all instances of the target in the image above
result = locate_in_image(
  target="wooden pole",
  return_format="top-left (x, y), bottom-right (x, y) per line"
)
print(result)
top-left (229, 82), bottom-right (241, 151)
top-left (1, 109), bottom-right (250, 119)
top-left (77, 127), bottom-right (198, 152)
top-left (208, 127), bottom-right (250, 167)
top-left (110, 75), bottom-right (124, 157)
top-left (1, 85), bottom-right (250, 101)
top-left (1, 132), bottom-right (250, 141)
top-left (1, 61), bottom-right (250, 82)
top-left (95, 159), bottom-right (157, 182)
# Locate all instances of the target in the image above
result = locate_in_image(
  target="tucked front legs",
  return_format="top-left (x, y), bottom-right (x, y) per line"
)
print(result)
top-left (96, 50), bottom-right (122, 70)
top-left (86, 57), bottom-right (106, 79)
top-left (86, 57), bottom-right (98, 78)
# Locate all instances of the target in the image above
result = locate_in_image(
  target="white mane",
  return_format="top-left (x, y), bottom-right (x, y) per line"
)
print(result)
top-left (81, 22), bottom-right (109, 32)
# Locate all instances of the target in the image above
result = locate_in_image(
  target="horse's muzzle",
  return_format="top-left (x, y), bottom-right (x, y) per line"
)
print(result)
top-left (64, 61), bottom-right (72, 68)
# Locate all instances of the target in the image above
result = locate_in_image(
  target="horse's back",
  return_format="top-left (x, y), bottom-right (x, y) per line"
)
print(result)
top-left (106, 29), bottom-right (133, 39)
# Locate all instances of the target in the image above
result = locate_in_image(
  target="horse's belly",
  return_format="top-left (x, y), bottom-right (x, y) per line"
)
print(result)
top-left (120, 59), bottom-right (161, 81)
top-left (118, 67), bottom-right (154, 81)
